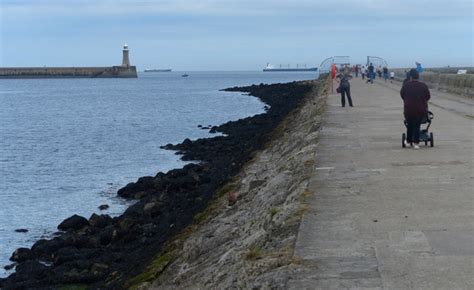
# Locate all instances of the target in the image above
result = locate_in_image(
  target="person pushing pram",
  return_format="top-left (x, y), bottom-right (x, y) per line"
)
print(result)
top-left (400, 69), bottom-right (432, 149)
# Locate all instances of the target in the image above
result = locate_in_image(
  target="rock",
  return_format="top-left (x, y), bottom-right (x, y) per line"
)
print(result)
top-left (52, 246), bottom-right (82, 265)
top-left (15, 260), bottom-right (47, 275)
top-left (4, 263), bottom-right (16, 271)
top-left (10, 248), bottom-right (34, 262)
top-left (32, 237), bottom-right (65, 255)
top-left (15, 228), bottom-right (28, 233)
top-left (98, 204), bottom-right (109, 211)
top-left (182, 138), bottom-right (193, 147)
top-left (91, 263), bottom-right (109, 275)
top-left (58, 215), bottom-right (89, 231)
top-left (228, 192), bottom-right (237, 206)
top-left (143, 202), bottom-right (161, 216)
top-left (117, 176), bottom-right (155, 198)
top-left (98, 226), bottom-right (115, 245)
top-left (89, 213), bottom-right (112, 228)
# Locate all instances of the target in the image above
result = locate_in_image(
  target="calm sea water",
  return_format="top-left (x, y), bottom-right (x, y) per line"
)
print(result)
top-left (0, 71), bottom-right (318, 275)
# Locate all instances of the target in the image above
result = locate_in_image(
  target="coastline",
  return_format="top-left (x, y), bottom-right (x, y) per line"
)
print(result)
top-left (0, 79), bottom-right (320, 289)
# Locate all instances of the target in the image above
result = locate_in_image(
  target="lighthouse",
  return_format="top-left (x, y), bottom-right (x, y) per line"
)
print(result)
top-left (122, 44), bottom-right (130, 67)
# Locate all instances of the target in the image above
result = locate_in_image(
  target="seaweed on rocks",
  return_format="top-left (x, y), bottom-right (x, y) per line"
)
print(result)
top-left (0, 81), bottom-right (314, 289)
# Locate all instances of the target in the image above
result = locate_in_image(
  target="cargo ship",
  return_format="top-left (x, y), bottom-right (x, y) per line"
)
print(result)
top-left (263, 63), bottom-right (318, 72)
top-left (144, 68), bottom-right (172, 72)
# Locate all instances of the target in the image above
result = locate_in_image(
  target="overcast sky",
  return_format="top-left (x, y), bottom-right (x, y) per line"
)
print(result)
top-left (0, 0), bottom-right (472, 70)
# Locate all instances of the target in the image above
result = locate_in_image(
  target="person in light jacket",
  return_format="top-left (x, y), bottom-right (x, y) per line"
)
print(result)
top-left (400, 69), bottom-right (431, 149)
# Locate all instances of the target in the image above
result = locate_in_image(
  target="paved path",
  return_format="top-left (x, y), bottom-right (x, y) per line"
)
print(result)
top-left (289, 77), bottom-right (474, 289)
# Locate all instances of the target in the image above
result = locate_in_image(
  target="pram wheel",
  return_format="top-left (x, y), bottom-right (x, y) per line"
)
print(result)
top-left (402, 133), bottom-right (406, 148)
top-left (430, 132), bottom-right (434, 147)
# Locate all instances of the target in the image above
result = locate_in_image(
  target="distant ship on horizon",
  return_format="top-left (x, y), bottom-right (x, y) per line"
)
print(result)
top-left (144, 68), bottom-right (172, 72)
top-left (263, 63), bottom-right (318, 72)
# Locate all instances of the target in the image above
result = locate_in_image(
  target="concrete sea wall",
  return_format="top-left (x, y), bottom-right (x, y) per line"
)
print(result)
top-left (0, 66), bottom-right (137, 78)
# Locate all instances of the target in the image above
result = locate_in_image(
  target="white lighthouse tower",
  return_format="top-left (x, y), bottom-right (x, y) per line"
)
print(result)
top-left (122, 44), bottom-right (130, 67)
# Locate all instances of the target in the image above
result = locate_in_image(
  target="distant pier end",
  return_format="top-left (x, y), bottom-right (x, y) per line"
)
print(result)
top-left (0, 45), bottom-right (138, 79)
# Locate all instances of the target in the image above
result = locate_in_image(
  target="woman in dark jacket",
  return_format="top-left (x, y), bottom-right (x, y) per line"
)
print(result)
top-left (337, 68), bottom-right (353, 107)
top-left (400, 69), bottom-right (431, 149)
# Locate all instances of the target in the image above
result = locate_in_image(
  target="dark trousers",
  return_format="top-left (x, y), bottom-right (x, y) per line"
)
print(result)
top-left (406, 118), bottom-right (422, 144)
top-left (340, 87), bottom-right (353, 107)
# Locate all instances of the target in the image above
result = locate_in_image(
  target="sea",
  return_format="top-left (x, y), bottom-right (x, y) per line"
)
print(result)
top-left (0, 71), bottom-right (318, 276)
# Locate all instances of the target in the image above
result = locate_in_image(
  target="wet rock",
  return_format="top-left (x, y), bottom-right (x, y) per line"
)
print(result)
top-left (91, 263), bottom-right (109, 275)
top-left (62, 233), bottom-right (91, 248)
top-left (89, 213), bottom-right (112, 228)
top-left (98, 226), bottom-right (115, 245)
top-left (32, 237), bottom-right (65, 255)
top-left (15, 260), bottom-right (47, 275)
top-left (10, 248), bottom-right (33, 262)
top-left (4, 263), bottom-right (16, 271)
top-left (58, 214), bottom-right (89, 231)
top-left (15, 228), bottom-right (28, 233)
top-left (117, 176), bottom-right (155, 198)
top-left (182, 138), bottom-right (193, 147)
top-left (143, 202), bottom-right (161, 216)
top-left (98, 204), bottom-right (109, 211)
top-left (52, 246), bottom-right (82, 265)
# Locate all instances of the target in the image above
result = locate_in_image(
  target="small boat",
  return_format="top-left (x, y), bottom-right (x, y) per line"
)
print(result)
top-left (181, 74), bottom-right (189, 77)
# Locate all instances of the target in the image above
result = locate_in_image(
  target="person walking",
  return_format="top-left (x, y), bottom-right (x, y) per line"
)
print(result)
top-left (383, 67), bottom-right (389, 82)
top-left (361, 66), bottom-right (366, 80)
top-left (337, 68), bottom-right (353, 107)
top-left (400, 69), bottom-right (431, 149)
top-left (367, 63), bottom-right (375, 83)
top-left (354, 65), bottom-right (359, 77)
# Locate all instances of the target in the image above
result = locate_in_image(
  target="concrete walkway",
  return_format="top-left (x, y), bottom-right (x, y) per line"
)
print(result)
top-left (289, 77), bottom-right (474, 289)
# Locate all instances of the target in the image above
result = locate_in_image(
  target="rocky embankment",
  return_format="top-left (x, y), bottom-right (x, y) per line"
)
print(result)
top-left (0, 79), bottom-right (325, 289)
top-left (135, 79), bottom-right (327, 289)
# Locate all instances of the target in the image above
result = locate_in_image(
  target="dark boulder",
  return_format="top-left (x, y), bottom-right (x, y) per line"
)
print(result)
top-left (14, 228), bottom-right (28, 233)
top-left (4, 263), bottom-right (16, 271)
top-left (32, 237), bottom-right (66, 255)
top-left (98, 226), bottom-right (115, 245)
top-left (98, 204), bottom-right (109, 211)
top-left (10, 248), bottom-right (33, 262)
top-left (117, 176), bottom-right (155, 198)
top-left (89, 213), bottom-right (112, 228)
top-left (58, 215), bottom-right (89, 231)
top-left (15, 260), bottom-right (47, 276)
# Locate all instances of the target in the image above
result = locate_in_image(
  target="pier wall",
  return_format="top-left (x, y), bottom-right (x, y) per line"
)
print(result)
top-left (393, 69), bottom-right (474, 98)
top-left (0, 66), bottom-right (137, 78)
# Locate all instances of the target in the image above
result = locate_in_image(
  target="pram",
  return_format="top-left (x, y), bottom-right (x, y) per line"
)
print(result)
top-left (402, 111), bottom-right (434, 147)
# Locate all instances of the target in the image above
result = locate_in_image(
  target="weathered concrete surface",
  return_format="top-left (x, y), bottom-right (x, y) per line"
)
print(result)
top-left (290, 77), bottom-right (474, 289)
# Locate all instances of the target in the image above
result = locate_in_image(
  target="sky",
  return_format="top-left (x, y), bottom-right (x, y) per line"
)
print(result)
top-left (0, 0), bottom-right (473, 70)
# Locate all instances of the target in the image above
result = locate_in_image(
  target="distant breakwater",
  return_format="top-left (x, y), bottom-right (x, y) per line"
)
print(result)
top-left (0, 80), bottom-right (314, 289)
top-left (0, 66), bottom-right (137, 79)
